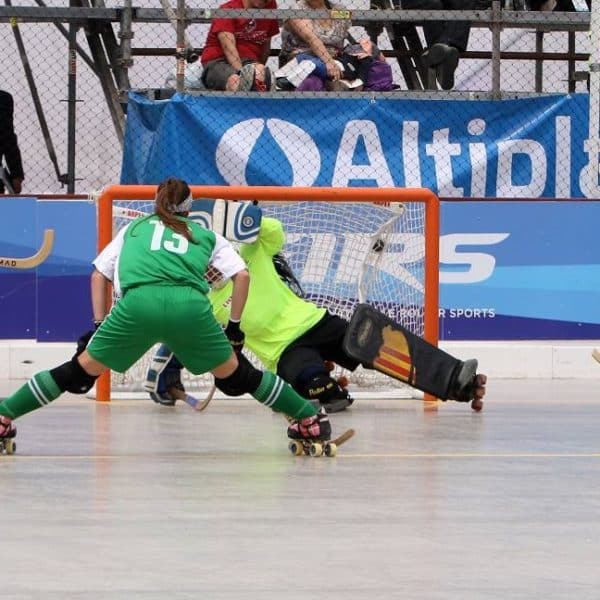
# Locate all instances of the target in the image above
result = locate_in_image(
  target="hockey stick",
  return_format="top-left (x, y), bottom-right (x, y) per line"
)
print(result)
top-left (0, 229), bottom-right (55, 269)
top-left (592, 349), bottom-right (600, 364)
top-left (170, 384), bottom-right (216, 411)
top-left (186, 384), bottom-right (216, 412)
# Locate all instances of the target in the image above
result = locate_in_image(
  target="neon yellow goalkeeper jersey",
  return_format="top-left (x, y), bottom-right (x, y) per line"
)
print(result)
top-left (209, 217), bottom-right (326, 371)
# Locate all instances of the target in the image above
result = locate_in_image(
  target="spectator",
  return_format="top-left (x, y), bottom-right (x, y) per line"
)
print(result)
top-left (278, 0), bottom-right (351, 91)
top-left (400, 0), bottom-right (473, 90)
top-left (200, 0), bottom-right (279, 91)
top-left (0, 90), bottom-right (24, 194)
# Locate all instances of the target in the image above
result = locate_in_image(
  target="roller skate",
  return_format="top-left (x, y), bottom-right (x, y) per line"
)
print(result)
top-left (287, 408), bottom-right (355, 457)
top-left (449, 359), bottom-right (487, 412)
top-left (0, 415), bottom-right (16, 455)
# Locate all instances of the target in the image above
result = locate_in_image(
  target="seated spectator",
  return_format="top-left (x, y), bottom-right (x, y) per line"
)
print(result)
top-left (278, 0), bottom-right (350, 92)
top-left (0, 90), bottom-right (24, 194)
top-left (340, 38), bottom-right (396, 92)
top-left (400, 0), bottom-right (473, 90)
top-left (200, 0), bottom-right (279, 91)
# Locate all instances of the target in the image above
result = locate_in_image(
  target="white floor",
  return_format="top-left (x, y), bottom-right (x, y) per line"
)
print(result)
top-left (1, 379), bottom-right (599, 599)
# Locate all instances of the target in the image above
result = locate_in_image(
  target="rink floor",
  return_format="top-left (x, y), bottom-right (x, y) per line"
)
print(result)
top-left (1, 378), bottom-right (599, 600)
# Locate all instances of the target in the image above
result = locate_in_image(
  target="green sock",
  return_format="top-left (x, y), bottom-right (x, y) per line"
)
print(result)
top-left (0, 371), bottom-right (62, 419)
top-left (253, 371), bottom-right (317, 420)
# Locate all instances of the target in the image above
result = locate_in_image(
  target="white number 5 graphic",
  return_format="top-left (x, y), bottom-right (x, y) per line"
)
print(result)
top-left (149, 219), bottom-right (189, 254)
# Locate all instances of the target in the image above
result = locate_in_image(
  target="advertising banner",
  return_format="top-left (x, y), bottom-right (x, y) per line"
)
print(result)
top-left (439, 201), bottom-right (600, 339)
top-left (122, 92), bottom-right (595, 198)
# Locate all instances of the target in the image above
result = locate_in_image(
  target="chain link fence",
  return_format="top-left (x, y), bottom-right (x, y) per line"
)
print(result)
top-left (0, 1), bottom-right (592, 193)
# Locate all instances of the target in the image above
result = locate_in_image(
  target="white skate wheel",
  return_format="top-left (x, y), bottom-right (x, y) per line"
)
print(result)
top-left (288, 441), bottom-right (303, 456)
top-left (309, 443), bottom-right (323, 457)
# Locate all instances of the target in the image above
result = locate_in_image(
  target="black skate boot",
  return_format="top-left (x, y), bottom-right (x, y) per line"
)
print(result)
top-left (448, 359), bottom-right (487, 411)
top-left (0, 415), bottom-right (17, 455)
top-left (320, 388), bottom-right (354, 414)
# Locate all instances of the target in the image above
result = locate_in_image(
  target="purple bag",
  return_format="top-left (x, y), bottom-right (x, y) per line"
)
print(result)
top-left (363, 60), bottom-right (395, 92)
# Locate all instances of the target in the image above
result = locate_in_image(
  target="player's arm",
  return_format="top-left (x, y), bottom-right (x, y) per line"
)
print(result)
top-left (229, 268), bottom-right (250, 322)
top-left (90, 270), bottom-right (110, 324)
top-left (210, 232), bottom-right (249, 353)
top-left (75, 224), bottom-right (129, 355)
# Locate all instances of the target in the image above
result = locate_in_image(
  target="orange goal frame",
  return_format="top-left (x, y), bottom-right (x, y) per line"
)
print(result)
top-left (95, 185), bottom-right (440, 402)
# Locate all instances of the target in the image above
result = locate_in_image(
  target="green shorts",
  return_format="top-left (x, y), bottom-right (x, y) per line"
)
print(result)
top-left (87, 285), bottom-right (232, 374)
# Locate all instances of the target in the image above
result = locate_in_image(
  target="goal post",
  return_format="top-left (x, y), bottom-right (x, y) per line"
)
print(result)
top-left (95, 185), bottom-right (440, 402)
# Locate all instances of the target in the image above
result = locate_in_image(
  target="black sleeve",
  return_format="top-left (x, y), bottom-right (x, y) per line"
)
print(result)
top-left (0, 90), bottom-right (25, 180)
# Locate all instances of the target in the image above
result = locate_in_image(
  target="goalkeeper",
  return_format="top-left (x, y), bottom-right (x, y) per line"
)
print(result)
top-left (147, 216), bottom-right (487, 412)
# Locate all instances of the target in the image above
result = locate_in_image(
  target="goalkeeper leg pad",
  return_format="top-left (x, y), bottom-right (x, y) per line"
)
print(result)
top-left (342, 303), bottom-right (461, 400)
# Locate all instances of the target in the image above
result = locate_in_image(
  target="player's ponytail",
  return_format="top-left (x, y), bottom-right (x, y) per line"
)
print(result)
top-left (154, 177), bottom-right (194, 241)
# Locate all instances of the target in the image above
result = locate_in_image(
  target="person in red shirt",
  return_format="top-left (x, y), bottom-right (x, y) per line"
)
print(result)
top-left (201, 0), bottom-right (279, 91)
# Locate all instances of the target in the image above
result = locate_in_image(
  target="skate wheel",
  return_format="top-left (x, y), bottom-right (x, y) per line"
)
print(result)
top-left (288, 441), bottom-right (303, 456)
top-left (309, 442), bottom-right (323, 457)
top-left (4, 439), bottom-right (15, 455)
top-left (324, 442), bottom-right (337, 457)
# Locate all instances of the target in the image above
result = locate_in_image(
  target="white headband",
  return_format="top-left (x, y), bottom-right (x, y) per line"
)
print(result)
top-left (170, 191), bottom-right (193, 213)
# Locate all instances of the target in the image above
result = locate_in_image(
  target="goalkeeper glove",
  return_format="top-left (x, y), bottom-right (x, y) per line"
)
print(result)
top-left (75, 319), bottom-right (103, 357)
top-left (224, 319), bottom-right (245, 355)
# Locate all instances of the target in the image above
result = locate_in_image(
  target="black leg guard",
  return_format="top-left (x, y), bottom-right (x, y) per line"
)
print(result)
top-left (50, 357), bottom-right (98, 394)
top-left (342, 303), bottom-right (463, 399)
top-left (296, 366), bottom-right (353, 413)
top-left (214, 353), bottom-right (262, 397)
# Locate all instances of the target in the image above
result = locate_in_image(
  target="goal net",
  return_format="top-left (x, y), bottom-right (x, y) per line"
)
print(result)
top-left (94, 185), bottom-right (439, 401)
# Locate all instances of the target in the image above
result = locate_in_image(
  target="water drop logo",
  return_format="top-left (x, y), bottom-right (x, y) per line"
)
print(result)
top-left (216, 119), bottom-right (321, 186)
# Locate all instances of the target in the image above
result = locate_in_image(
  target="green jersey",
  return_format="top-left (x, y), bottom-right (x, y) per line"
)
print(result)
top-left (209, 217), bottom-right (326, 371)
top-left (116, 215), bottom-right (215, 295)
top-left (89, 215), bottom-right (247, 374)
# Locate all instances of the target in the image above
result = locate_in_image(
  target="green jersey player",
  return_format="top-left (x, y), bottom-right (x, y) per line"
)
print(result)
top-left (148, 216), bottom-right (487, 413)
top-left (0, 178), bottom-right (331, 451)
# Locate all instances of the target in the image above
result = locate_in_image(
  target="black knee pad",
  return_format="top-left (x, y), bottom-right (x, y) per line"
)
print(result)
top-left (214, 353), bottom-right (262, 397)
top-left (50, 357), bottom-right (98, 394)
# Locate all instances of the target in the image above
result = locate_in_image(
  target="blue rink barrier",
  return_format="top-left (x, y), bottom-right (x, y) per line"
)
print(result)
top-left (0, 197), bottom-right (96, 341)
top-left (0, 196), bottom-right (598, 342)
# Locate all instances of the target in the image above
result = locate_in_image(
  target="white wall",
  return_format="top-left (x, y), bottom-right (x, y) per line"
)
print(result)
top-left (1, 340), bottom-right (599, 380)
